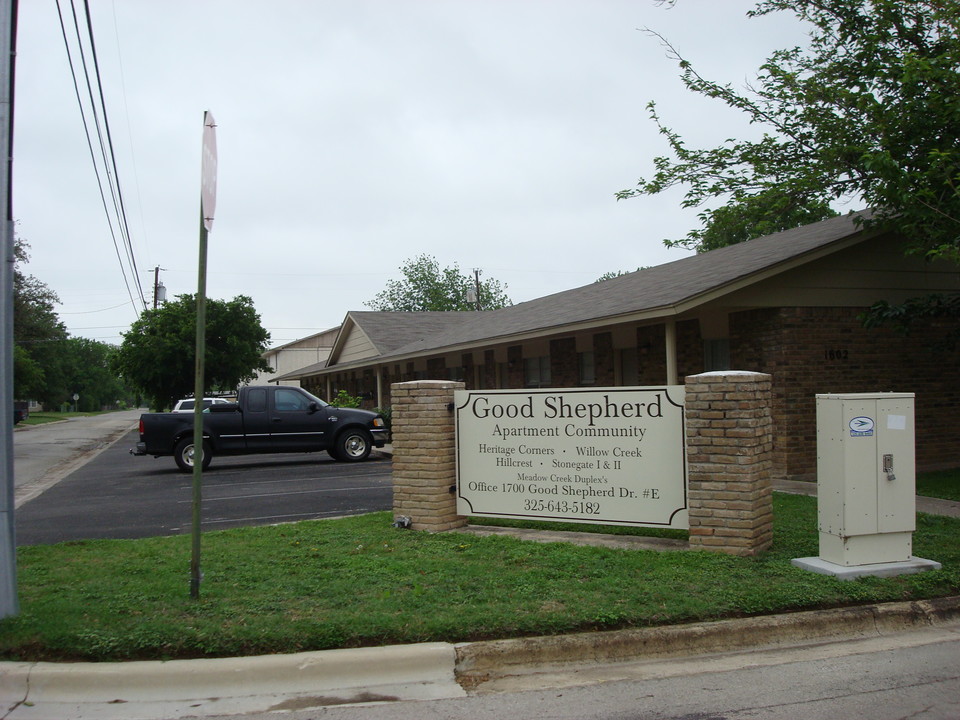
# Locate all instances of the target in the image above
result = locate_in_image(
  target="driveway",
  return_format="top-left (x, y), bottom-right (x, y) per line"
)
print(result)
top-left (13, 409), bottom-right (142, 508)
top-left (13, 411), bottom-right (393, 545)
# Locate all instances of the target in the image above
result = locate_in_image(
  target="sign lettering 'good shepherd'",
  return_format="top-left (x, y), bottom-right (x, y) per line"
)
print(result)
top-left (455, 387), bottom-right (688, 528)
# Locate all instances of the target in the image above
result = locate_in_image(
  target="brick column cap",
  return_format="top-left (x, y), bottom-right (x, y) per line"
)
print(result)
top-left (392, 380), bottom-right (464, 390)
top-left (685, 371), bottom-right (771, 382)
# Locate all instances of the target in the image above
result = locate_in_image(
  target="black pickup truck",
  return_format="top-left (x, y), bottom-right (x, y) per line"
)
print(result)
top-left (132, 385), bottom-right (388, 472)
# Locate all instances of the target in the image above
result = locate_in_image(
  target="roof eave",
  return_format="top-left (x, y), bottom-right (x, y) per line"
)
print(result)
top-left (299, 217), bottom-right (879, 379)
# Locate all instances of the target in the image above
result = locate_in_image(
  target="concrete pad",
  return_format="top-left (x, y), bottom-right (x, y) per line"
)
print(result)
top-left (456, 525), bottom-right (688, 552)
top-left (791, 556), bottom-right (942, 580)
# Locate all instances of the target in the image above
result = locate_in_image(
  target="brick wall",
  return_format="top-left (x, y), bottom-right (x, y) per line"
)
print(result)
top-left (507, 345), bottom-right (524, 388)
top-left (595, 332), bottom-right (615, 386)
top-left (676, 320), bottom-right (703, 379)
top-left (427, 357), bottom-right (446, 378)
top-left (483, 350), bottom-right (497, 389)
top-left (550, 337), bottom-right (578, 386)
top-left (730, 307), bottom-right (960, 478)
top-left (685, 372), bottom-right (774, 556)
top-left (393, 376), bottom-right (773, 555)
top-left (637, 325), bottom-right (666, 384)
top-left (391, 380), bottom-right (466, 532)
top-left (341, 306), bottom-right (958, 480)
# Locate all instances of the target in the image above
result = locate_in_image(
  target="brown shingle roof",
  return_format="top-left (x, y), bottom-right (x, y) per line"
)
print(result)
top-left (342, 311), bottom-right (476, 355)
top-left (279, 210), bottom-right (874, 379)
top-left (370, 210), bottom-right (874, 360)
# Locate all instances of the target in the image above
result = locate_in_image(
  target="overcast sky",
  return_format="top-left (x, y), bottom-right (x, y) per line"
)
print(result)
top-left (13, 1), bottom-right (809, 348)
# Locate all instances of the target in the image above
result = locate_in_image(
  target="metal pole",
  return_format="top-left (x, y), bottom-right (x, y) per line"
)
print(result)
top-left (0, 0), bottom-right (19, 619)
top-left (474, 269), bottom-right (481, 311)
top-left (190, 209), bottom-right (207, 600)
top-left (191, 110), bottom-right (215, 599)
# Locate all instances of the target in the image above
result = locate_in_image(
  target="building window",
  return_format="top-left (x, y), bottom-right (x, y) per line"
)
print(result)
top-left (524, 356), bottom-right (551, 387)
top-left (579, 351), bottom-right (596, 385)
top-left (704, 339), bottom-right (730, 372)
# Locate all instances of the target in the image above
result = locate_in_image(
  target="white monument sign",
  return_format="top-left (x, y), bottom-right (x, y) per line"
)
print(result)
top-left (455, 387), bottom-right (688, 528)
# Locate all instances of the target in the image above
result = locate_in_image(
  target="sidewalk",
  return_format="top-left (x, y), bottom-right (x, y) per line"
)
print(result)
top-left (773, 477), bottom-right (960, 518)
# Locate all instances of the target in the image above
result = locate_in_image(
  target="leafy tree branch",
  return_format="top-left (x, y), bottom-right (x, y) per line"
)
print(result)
top-left (113, 294), bottom-right (271, 411)
top-left (620, 0), bottom-right (960, 256)
top-left (366, 254), bottom-right (511, 312)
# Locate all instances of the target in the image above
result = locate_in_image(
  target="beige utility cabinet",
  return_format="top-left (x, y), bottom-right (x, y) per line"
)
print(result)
top-left (816, 393), bottom-right (915, 566)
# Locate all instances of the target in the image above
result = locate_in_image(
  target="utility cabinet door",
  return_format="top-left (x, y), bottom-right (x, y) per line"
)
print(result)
top-left (876, 397), bottom-right (916, 534)
top-left (838, 396), bottom-right (881, 537)
top-left (817, 397), bottom-right (848, 536)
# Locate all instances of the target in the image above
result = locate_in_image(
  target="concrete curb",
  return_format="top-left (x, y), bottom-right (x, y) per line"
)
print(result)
top-left (1, 643), bottom-right (464, 719)
top-left (454, 595), bottom-right (960, 687)
top-left (1, 598), bottom-right (958, 718)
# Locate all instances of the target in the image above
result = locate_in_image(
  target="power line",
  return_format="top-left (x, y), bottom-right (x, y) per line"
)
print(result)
top-left (59, 301), bottom-right (131, 314)
top-left (54, 0), bottom-right (145, 317)
top-left (80, 0), bottom-right (142, 303)
top-left (64, 324), bottom-right (127, 330)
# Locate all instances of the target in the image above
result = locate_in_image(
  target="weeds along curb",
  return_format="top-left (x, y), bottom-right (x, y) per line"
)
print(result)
top-left (454, 596), bottom-right (960, 686)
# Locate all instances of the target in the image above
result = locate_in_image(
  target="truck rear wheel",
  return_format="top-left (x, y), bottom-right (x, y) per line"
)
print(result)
top-left (332, 429), bottom-right (372, 462)
top-left (174, 437), bottom-right (213, 472)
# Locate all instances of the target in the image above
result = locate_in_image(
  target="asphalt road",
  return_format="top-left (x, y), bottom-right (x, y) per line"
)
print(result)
top-left (15, 427), bottom-right (393, 546)
top-left (12, 408), bottom-right (143, 496)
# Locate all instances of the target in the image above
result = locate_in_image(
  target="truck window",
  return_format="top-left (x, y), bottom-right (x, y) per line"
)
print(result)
top-left (247, 388), bottom-right (267, 413)
top-left (275, 388), bottom-right (311, 412)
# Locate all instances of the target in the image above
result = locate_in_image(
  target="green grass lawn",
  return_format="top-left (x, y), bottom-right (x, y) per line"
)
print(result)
top-left (1, 491), bottom-right (958, 663)
top-left (18, 411), bottom-right (103, 426)
top-left (917, 468), bottom-right (960, 502)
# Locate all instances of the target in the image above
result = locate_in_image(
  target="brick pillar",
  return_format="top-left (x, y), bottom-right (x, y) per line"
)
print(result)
top-left (391, 380), bottom-right (467, 532)
top-left (685, 371), bottom-right (774, 556)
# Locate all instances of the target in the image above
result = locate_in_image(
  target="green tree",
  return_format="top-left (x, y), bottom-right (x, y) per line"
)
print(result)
top-left (60, 338), bottom-right (137, 412)
top-left (13, 238), bottom-right (68, 405)
top-left (595, 268), bottom-right (646, 282)
top-left (619, 0), bottom-right (960, 257)
top-left (13, 344), bottom-right (44, 401)
top-left (694, 193), bottom-right (838, 253)
top-left (366, 255), bottom-right (511, 311)
top-left (113, 294), bottom-right (272, 411)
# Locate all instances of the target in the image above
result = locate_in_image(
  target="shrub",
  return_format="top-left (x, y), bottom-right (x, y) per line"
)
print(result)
top-left (330, 390), bottom-right (362, 408)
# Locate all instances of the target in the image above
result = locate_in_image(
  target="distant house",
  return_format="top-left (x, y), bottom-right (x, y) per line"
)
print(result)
top-left (252, 326), bottom-right (340, 387)
top-left (276, 212), bottom-right (960, 480)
